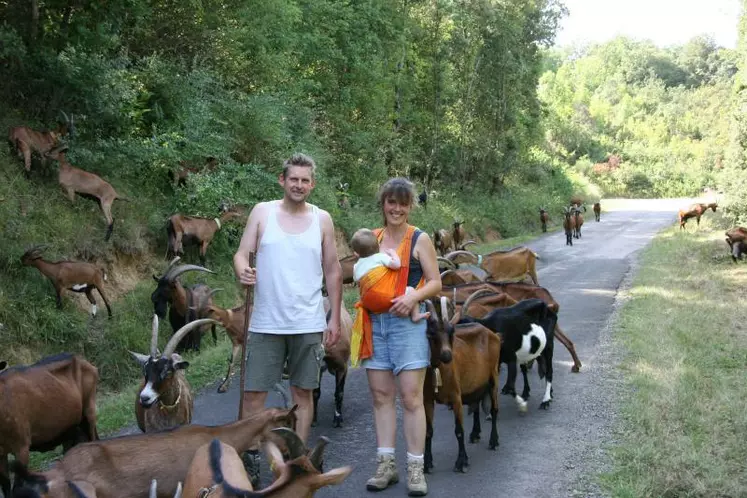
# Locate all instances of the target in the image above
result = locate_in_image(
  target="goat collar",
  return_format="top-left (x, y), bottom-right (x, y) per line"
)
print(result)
top-left (432, 367), bottom-right (443, 394)
top-left (158, 382), bottom-right (182, 412)
top-left (213, 218), bottom-right (221, 229)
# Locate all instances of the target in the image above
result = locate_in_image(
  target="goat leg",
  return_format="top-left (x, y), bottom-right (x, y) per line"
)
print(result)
top-left (95, 286), bottom-right (112, 318)
top-left (520, 363), bottom-right (531, 400)
top-left (312, 372), bottom-right (322, 427)
top-left (554, 324), bottom-right (581, 372)
top-left (469, 401), bottom-right (481, 443)
top-left (424, 373), bottom-right (435, 474)
top-left (218, 344), bottom-right (240, 393)
top-left (452, 398), bottom-right (469, 473)
top-left (55, 284), bottom-right (64, 309)
top-left (333, 367), bottom-right (346, 428)
top-left (539, 353), bottom-right (554, 410)
top-left (0, 453), bottom-right (9, 498)
top-left (84, 287), bottom-right (98, 317)
top-left (488, 371), bottom-right (499, 450)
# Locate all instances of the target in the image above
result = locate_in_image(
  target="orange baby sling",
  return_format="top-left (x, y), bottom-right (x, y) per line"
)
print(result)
top-left (350, 225), bottom-right (423, 367)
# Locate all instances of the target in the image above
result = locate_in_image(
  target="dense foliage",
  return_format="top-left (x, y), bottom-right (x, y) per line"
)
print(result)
top-left (539, 36), bottom-right (737, 198)
top-left (0, 0), bottom-right (580, 388)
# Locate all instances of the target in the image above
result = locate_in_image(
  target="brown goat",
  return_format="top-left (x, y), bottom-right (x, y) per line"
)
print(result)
top-left (562, 207), bottom-right (575, 246)
top-left (447, 247), bottom-right (540, 284)
top-left (206, 303), bottom-right (248, 393)
top-left (452, 220), bottom-right (466, 249)
top-left (130, 317), bottom-right (218, 432)
top-left (11, 407), bottom-right (298, 498)
top-left (180, 431), bottom-right (350, 498)
top-left (170, 157), bottom-right (218, 188)
top-left (423, 296), bottom-right (501, 473)
top-left (313, 297), bottom-right (353, 427)
top-left (167, 207), bottom-right (244, 265)
top-left (439, 269), bottom-right (484, 287)
top-left (0, 353), bottom-right (98, 497)
top-left (573, 206), bottom-right (585, 239)
top-left (21, 246), bottom-right (112, 317)
top-left (46, 146), bottom-right (128, 241)
top-left (339, 254), bottom-right (358, 285)
top-left (441, 281), bottom-right (582, 372)
top-left (539, 208), bottom-right (549, 232)
top-left (593, 202), bottom-right (601, 222)
top-left (725, 226), bottom-right (747, 262)
top-left (151, 257), bottom-right (216, 352)
top-left (433, 229), bottom-right (453, 256)
top-left (679, 202), bottom-right (717, 230)
top-left (8, 113), bottom-right (73, 176)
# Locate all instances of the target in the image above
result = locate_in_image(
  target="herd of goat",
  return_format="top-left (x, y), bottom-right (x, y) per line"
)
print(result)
top-left (12, 118), bottom-right (741, 496)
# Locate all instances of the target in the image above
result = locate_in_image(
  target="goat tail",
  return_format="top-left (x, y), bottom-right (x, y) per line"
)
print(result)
top-left (533, 251), bottom-right (540, 260)
top-left (102, 270), bottom-right (108, 282)
top-left (116, 195), bottom-right (130, 202)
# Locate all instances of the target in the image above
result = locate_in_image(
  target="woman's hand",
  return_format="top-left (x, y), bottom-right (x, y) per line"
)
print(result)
top-left (389, 292), bottom-right (419, 317)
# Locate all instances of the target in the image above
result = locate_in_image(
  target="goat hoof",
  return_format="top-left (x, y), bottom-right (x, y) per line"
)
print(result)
top-left (489, 439), bottom-right (499, 450)
top-left (333, 416), bottom-right (343, 428)
top-left (500, 386), bottom-right (512, 395)
top-left (539, 401), bottom-right (551, 410)
top-left (469, 434), bottom-right (480, 444)
top-left (571, 365), bottom-right (581, 373)
top-left (217, 384), bottom-right (228, 394)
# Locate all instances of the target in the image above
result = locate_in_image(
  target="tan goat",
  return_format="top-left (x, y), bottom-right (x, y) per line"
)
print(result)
top-left (180, 431), bottom-right (350, 498)
top-left (8, 113), bottom-right (73, 175)
top-left (445, 247), bottom-right (540, 284)
top-left (167, 207), bottom-right (244, 265)
top-left (21, 245), bottom-right (112, 317)
top-left (46, 146), bottom-right (128, 241)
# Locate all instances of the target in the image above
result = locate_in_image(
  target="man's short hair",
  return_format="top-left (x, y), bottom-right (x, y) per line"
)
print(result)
top-left (282, 153), bottom-right (316, 179)
top-left (351, 228), bottom-right (379, 258)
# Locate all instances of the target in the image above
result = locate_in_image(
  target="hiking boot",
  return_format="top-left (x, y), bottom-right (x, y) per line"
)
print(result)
top-left (406, 459), bottom-right (427, 496)
top-left (242, 449), bottom-right (261, 489)
top-left (366, 454), bottom-right (398, 491)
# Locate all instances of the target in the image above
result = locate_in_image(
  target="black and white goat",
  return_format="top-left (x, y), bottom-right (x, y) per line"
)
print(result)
top-left (458, 291), bottom-right (557, 412)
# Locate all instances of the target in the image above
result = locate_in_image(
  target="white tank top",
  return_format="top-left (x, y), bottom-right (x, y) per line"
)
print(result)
top-left (249, 201), bottom-right (327, 334)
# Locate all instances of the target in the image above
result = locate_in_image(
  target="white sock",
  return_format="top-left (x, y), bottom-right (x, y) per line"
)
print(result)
top-left (377, 447), bottom-right (395, 456)
top-left (406, 452), bottom-right (424, 463)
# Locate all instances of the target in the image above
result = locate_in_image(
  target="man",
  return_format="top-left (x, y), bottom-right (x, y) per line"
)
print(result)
top-left (233, 153), bottom-right (343, 487)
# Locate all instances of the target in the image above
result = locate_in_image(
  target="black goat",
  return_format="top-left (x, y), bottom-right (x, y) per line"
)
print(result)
top-left (458, 292), bottom-right (557, 412)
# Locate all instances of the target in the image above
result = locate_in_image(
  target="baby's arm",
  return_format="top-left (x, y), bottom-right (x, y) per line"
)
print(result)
top-left (383, 248), bottom-right (401, 270)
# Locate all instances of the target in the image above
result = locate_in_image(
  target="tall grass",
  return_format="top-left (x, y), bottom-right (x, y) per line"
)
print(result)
top-left (602, 215), bottom-right (747, 497)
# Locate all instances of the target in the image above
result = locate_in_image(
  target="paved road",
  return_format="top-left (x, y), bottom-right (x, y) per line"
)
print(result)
top-left (189, 199), bottom-right (682, 498)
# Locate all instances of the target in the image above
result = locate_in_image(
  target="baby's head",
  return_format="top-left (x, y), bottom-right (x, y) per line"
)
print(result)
top-left (351, 228), bottom-right (380, 258)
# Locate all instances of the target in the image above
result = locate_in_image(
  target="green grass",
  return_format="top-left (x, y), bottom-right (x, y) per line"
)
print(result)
top-left (602, 215), bottom-right (747, 497)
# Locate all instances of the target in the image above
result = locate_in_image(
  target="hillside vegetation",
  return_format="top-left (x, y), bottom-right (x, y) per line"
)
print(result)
top-left (0, 0), bottom-right (586, 399)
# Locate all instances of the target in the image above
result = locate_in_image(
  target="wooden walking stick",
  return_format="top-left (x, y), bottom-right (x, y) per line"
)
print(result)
top-left (237, 251), bottom-right (256, 420)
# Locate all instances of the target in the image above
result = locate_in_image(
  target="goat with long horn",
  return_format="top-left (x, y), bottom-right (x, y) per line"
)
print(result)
top-left (130, 315), bottom-right (219, 432)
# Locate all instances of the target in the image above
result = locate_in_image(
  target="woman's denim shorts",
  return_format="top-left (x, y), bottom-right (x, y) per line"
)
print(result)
top-left (362, 305), bottom-right (430, 375)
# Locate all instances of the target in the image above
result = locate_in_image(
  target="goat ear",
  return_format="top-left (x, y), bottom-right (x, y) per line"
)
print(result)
top-left (0, 360), bottom-right (7, 372)
top-left (309, 466), bottom-right (353, 490)
top-left (170, 354), bottom-right (189, 370)
top-left (129, 351), bottom-right (150, 366)
top-left (153, 274), bottom-right (160, 282)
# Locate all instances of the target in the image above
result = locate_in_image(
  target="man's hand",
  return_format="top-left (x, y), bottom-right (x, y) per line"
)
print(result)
top-left (239, 266), bottom-right (256, 287)
top-left (324, 317), bottom-right (341, 348)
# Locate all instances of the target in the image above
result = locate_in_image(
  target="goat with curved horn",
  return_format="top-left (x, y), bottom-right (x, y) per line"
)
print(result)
top-left (437, 256), bottom-right (457, 269)
top-left (163, 319), bottom-right (219, 357)
top-left (460, 289), bottom-right (498, 318)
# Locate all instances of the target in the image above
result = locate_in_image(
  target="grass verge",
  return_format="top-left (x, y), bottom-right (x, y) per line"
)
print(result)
top-left (601, 215), bottom-right (747, 497)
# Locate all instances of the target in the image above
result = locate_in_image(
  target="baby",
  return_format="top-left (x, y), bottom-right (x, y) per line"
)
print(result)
top-left (351, 228), bottom-right (430, 322)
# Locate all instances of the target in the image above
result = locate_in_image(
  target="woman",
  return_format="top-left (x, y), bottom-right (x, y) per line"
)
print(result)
top-left (362, 177), bottom-right (441, 496)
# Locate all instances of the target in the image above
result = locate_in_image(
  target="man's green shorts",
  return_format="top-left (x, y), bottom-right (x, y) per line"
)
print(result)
top-left (245, 332), bottom-right (324, 391)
